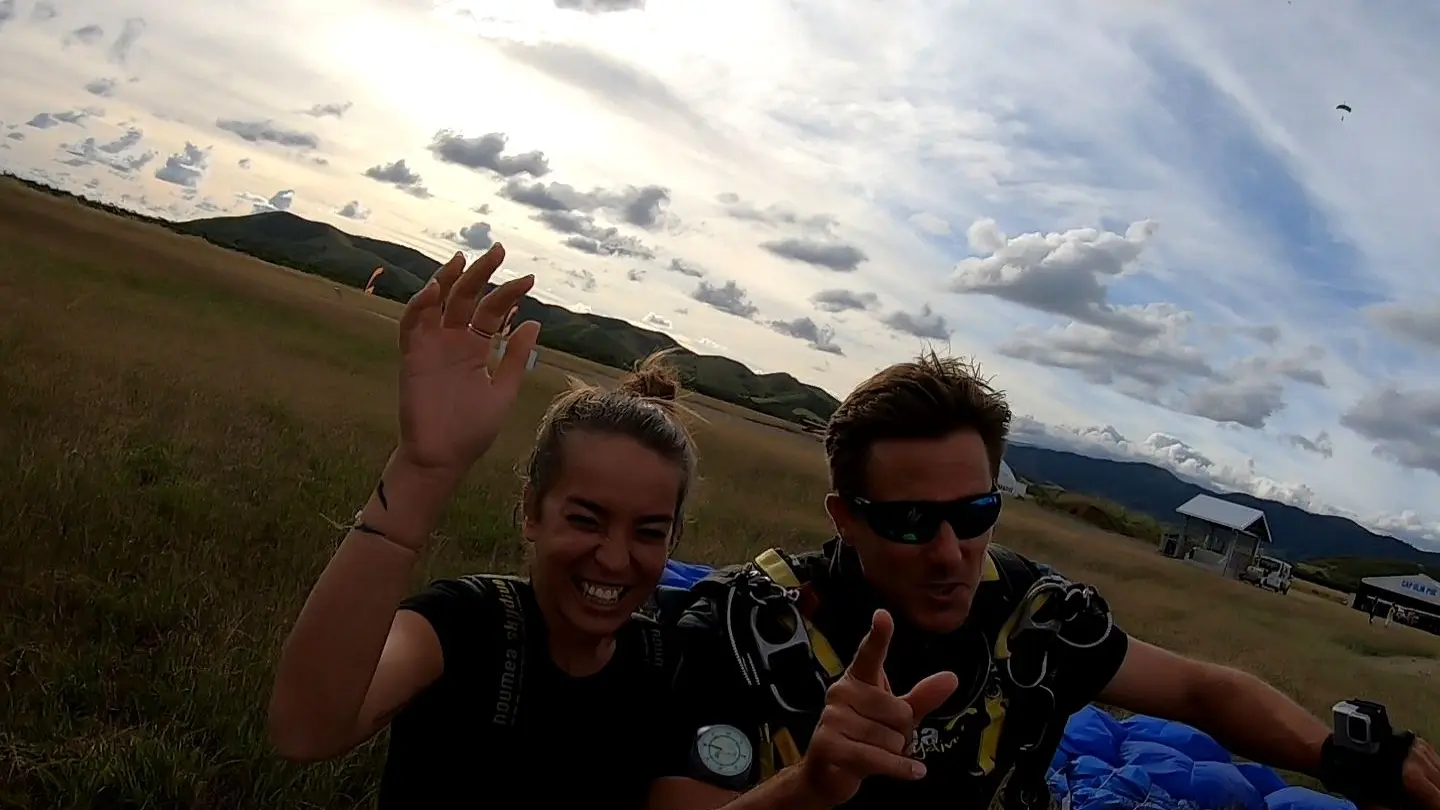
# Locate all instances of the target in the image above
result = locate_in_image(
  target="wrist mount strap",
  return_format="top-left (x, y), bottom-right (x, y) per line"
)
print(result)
top-left (1320, 729), bottom-right (1415, 809)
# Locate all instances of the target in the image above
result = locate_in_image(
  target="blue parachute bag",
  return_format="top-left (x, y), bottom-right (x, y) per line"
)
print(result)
top-left (650, 559), bottom-right (718, 616)
top-left (661, 559), bottom-right (715, 590)
top-left (1048, 705), bottom-right (1356, 810)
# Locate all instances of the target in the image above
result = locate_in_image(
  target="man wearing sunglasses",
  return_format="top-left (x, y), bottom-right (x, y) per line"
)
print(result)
top-left (647, 352), bottom-right (1440, 810)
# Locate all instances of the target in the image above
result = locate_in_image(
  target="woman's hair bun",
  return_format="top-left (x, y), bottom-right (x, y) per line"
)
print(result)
top-left (616, 349), bottom-right (684, 401)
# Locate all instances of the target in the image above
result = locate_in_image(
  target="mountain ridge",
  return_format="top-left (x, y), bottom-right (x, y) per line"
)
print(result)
top-left (170, 209), bottom-right (842, 428)
top-left (1004, 443), bottom-right (1438, 564)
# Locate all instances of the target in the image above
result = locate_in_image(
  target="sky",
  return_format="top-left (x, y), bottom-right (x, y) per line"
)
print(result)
top-left (1, 0), bottom-right (1438, 550)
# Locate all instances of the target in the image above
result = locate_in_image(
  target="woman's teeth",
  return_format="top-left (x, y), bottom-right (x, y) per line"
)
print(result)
top-left (580, 581), bottom-right (625, 606)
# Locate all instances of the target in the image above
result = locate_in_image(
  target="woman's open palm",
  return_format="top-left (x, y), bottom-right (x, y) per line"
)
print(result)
top-left (395, 244), bottom-right (541, 476)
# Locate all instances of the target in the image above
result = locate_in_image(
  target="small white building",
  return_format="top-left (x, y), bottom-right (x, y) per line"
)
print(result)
top-left (1159, 494), bottom-right (1273, 579)
top-left (997, 460), bottom-right (1028, 498)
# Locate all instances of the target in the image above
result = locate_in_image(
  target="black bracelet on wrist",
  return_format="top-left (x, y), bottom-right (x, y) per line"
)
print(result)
top-left (350, 508), bottom-right (386, 537)
top-left (345, 508), bottom-right (423, 555)
top-left (352, 472), bottom-right (388, 537)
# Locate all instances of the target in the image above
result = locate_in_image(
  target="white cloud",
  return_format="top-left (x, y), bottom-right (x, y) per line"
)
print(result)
top-left (240, 188), bottom-right (295, 213)
top-left (2, 0), bottom-right (1437, 547)
top-left (153, 141), bottom-right (209, 188)
top-left (336, 199), bottom-right (369, 220)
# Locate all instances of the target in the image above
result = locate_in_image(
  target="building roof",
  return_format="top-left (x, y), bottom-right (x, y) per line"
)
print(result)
top-left (998, 460), bottom-right (1020, 492)
top-left (1360, 574), bottom-right (1440, 608)
top-left (1176, 494), bottom-right (1272, 543)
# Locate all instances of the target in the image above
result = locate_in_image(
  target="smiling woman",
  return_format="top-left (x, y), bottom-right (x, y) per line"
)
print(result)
top-left (266, 247), bottom-right (700, 807)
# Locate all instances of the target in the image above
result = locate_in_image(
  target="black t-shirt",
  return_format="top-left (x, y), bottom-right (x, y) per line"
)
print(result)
top-left (377, 576), bottom-right (672, 809)
top-left (661, 540), bottom-right (1130, 810)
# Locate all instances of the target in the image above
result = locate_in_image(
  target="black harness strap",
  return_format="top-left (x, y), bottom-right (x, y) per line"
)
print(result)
top-left (458, 574), bottom-right (533, 728)
top-left (463, 574), bottom-right (669, 732)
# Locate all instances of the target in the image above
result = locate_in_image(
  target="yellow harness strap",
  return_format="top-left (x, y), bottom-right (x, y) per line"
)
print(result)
top-left (977, 555), bottom-right (1053, 775)
top-left (750, 548), bottom-right (841, 780)
top-left (757, 723), bottom-right (803, 779)
top-left (752, 548), bottom-right (844, 678)
top-left (981, 548), bottom-right (1001, 582)
top-left (758, 727), bottom-right (776, 779)
top-left (748, 547), bottom-right (1009, 779)
top-left (773, 728), bottom-right (803, 767)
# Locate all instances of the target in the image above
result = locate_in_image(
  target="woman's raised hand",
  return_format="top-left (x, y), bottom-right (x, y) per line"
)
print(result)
top-left (394, 244), bottom-right (541, 478)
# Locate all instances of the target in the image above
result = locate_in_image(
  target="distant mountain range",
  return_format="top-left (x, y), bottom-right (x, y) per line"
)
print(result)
top-left (1004, 444), bottom-right (1438, 565)
top-left (7, 174), bottom-right (1433, 568)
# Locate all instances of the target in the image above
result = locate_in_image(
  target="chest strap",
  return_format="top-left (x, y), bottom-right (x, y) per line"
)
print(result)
top-left (744, 546), bottom-right (1036, 781)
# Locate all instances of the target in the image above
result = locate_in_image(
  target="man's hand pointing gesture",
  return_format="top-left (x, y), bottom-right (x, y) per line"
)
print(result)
top-left (798, 609), bottom-right (960, 807)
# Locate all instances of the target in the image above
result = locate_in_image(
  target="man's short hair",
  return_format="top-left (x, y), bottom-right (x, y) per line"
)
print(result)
top-left (824, 350), bottom-right (1012, 497)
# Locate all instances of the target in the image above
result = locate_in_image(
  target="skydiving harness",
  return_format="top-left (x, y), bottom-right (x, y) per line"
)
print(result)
top-left (463, 575), bottom-right (668, 730)
top-left (723, 549), bottom-right (847, 776)
top-left (706, 546), bottom-right (1114, 806)
top-left (380, 575), bottom-right (670, 810)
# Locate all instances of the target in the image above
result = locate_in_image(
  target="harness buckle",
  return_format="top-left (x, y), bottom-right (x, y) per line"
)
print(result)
top-left (729, 567), bottom-right (829, 715)
top-left (1000, 576), bottom-right (1115, 690)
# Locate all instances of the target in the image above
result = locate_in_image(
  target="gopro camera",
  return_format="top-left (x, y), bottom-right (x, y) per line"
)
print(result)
top-left (1331, 699), bottom-right (1391, 755)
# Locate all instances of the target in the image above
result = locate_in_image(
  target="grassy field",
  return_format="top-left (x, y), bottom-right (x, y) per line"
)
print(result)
top-left (3, 180), bottom-right (1438, 809)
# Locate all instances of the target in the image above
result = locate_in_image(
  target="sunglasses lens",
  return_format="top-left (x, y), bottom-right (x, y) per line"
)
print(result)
top-left (863, 503), bottom-right (945, 545)
top-left (946, 494), bottom-right (1002, 539)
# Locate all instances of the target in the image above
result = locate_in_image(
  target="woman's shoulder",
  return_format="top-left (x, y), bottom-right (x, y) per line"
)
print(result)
top-left (399, 574), bottom-right (535, 672)
top-left (402, 573), bottom-right (531, 619)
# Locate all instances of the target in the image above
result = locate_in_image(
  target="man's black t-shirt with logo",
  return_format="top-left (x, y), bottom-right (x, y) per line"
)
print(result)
top-left (661, 540), bottom-right (1130, 810)
top-left (377, 576), bottom-right (671, 808)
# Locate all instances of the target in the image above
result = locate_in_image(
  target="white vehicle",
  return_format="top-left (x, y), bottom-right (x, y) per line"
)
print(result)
top-left (1240, 555), bottom-right (1292, 594)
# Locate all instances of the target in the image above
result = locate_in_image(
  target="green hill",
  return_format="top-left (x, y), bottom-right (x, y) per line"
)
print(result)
top-left (171, 212), bottom-right (428, 300)
top-left (1295, 557), bottom-right (1440, 594)
top-left (3, 174), bottom-right (840, 427)
top-left (169, 210), bottom-right (841, 427)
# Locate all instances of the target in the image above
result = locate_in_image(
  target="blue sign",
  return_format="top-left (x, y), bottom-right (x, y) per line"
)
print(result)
top-left (1400, 579), bottom-right (1439, 598)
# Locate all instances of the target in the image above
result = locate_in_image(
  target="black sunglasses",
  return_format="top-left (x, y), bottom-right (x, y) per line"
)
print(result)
top-left (846, 490), bottom-right (1003, 545)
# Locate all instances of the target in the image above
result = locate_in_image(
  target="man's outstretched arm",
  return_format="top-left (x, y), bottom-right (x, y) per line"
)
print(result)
top-left (1097, 638), bottom-right (1331, 777)
top-left (1069, 586), bottom-right (1439, 809)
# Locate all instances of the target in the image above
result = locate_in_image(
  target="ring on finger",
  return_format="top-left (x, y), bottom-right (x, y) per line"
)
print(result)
top-left (468, 322), bottom-right (496, 340)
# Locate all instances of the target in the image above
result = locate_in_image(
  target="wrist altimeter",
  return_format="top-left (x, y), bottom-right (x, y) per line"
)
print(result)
top-left (690, 724), bottom-right (756, 791)
top-left (1320, 698), bottom-right (1416, 809)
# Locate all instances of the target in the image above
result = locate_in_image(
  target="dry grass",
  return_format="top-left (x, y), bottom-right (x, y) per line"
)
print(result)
top-left (1290, 579), bottom-right (1353, 606)
top-left (2, 180), bottom-right (1436, 809)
